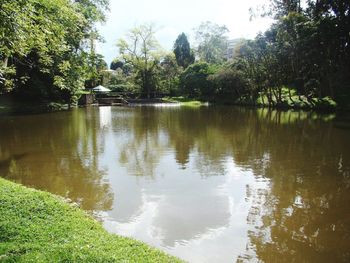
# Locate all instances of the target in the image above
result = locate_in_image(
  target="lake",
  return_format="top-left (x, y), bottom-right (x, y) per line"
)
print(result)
top-left (0, 105), bottom-right (349, 262)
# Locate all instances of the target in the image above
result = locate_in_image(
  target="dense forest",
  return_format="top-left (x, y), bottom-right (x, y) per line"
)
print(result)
top-left (1, 0), bottom-right (349, 110)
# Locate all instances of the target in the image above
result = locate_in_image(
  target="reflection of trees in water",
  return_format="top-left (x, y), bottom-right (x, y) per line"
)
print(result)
top-left (117, 107), bottom-right (237, 176)
top-left (113, 107), bottom-right (234, 246)
top-left (2, 106), bottom-right (348, 259)
top-left (115, 106), bottom-right (350, 259)
top-left (240, 169), bottom-right (350, 262)
top-left (0, 108), bottom-right (114, 211)
top-left (117, 107), bottom-right (167, 177)
top-left (119, 134), bottom-right (164, 177)
top-left (116, 106), bottom-right (230, 176)
top-left (161, 107), bottom-right (235, 175)
top-left (233, 109), bottom-right (350, 262)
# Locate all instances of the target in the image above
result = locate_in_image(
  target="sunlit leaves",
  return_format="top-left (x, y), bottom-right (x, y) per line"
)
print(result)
top-left (117, 24), bottom-right (164, 97)
top-left (0, 0), bottom-right (109, 102)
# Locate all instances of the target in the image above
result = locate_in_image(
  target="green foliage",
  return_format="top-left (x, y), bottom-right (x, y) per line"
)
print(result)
top-left (105, 59), bottom-right (137, 93)
top-left (110, 59), bottom-right (124, 70)
top-left (107, 70), bottom-right (136, 93)
top-left (85, 54), bottom-right (108, 90)
top-left (209, 63), bottom-right (250, 102)
top-left (225, 1), bottom-right (350, 109)
top-left (0, 0), bottom-right (109, 103)
top-left (158, 53), bottom-right (182, 95)
top-left (0, 177), bottom-right (182, 262)
top-left (255, 87), bottom-right (337, 110)
top-left (173, 33), bottom-right (195, 69)
top-left (194, 21), bottom-right (229, 64)
top-left (117, 24), bottom-right (164, 98)
top-left (179, 62), bottom-right (218, 98)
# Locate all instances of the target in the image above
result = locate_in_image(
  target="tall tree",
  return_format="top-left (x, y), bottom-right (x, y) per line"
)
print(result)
top-left (173, 33), bottom-right (195, 69)
top-left (117, 24), bottom-right (163, 98)
top-left (194, 21), bottom-right (229, 64)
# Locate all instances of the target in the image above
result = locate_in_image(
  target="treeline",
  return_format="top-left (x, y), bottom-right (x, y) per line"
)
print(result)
top-left (233, 0), bottom-right (350, 109)
top-left (0, 0), bottom-right (109, 104)
top-left (109, 0), bottom-right (349, 110)
top-left (1, 0), bottom-right (349, 110)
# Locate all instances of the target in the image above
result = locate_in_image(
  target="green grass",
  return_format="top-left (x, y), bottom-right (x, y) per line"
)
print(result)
top-left (255, 87), bottom-right (337, 110)
top-left (162, 96), bottom-right (205, 107)
top-left (0, 178), bottom-right (182, 263)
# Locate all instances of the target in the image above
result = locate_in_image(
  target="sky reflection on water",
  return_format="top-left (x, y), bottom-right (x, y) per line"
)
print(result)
top-left (0, 106), bottom-right (349, 262)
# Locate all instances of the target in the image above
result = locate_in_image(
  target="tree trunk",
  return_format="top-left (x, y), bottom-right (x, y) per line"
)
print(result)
top-left (261, 91), bottom-right (265, 106)
top-left (271, 88), bottom-right (279, 105)
top-left (288, 87), bottom-right (294, 103)
top-left (267, 87), bottom-right (273, 106)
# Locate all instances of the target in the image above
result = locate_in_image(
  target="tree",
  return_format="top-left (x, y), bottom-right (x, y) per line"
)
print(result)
top-left (159, 53), bottom-right (181, 95)
top-left (110, 59), bottom-right (124, 70)
top-left (209, 63), bottom-right (249, 102)
top-left (117, 24), bottom-right (163, 98)
top-left (173, 33), bottom-right (195, 69)
top-left (85, 54), bottom-right (108, 89)
top-left (179, 62), bottom-right (217, 98)
top-left (0, 0), bottom-right (109, 103)
top-left (269, 0), bottom-right (302, 18)
top-left (194, 21), bottom-right (229, 64)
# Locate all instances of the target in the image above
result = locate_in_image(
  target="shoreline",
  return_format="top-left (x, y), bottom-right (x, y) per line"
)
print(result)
top-left (0, 95), bottom-right (348, 116)
top-left (0, 177), bottom-right (182, 262)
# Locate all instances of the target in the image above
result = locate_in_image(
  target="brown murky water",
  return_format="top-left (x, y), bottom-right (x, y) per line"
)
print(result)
top-left (1, 106), bottom-right (350, 262)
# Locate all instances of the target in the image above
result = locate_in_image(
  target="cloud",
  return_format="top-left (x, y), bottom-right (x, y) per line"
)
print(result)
top-left (97, 0), bottom-right (273, 64)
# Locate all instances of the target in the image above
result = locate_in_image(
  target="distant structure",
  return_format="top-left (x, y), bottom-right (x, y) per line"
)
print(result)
top-left (226, 38), bottom-right (246, 61)
top-left (92, 85), bottom-right (111, 93)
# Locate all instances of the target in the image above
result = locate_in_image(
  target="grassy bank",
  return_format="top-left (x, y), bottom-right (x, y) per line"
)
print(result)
top-left (162, 89), bottom-right (338, 111)
top-left (253, 87), bottom-right (337, 111)
top-left (193, 87), bottom-right (339, 112)
top-left (0, 178), bottom-right (182, 262)
top-left (162, 96), bottom-right (205, 107)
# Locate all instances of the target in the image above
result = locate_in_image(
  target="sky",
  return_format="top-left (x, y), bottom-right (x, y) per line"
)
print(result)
top-left (97, 0), bottom-right (273, 65)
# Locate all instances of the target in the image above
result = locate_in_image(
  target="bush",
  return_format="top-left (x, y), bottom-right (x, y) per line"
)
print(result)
top-left (179, 62), bottom-right (218, 98)
top-left (209, 65), bottom-right (249, 102)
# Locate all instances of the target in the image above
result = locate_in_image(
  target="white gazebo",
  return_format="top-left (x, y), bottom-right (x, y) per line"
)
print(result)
top-left (92, 85), bottom-right (111, 93)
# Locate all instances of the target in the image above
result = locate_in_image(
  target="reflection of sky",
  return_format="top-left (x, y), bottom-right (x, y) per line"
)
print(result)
top-left (99, 106), bottom-right (112, 128)
top-left (1, 106), bottom-right (349, 262)
top-left (94, 107), bottom-right (269, 262)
